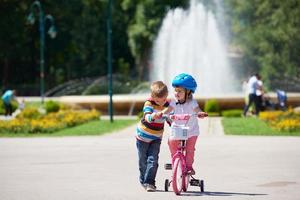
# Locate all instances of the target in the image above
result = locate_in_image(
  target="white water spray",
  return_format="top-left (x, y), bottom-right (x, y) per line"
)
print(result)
top-left (151, 0), bottom-right (239, 96)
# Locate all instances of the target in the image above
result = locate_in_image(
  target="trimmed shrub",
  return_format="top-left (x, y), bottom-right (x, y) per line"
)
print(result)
top-left (222, 109), bottom-right (243, 117)
top-left (204, 99), bottom-right (220, 115)
top-left (45, 100), bottom-right (60, 113)
top-left (16, 107), bottom-right (41, 119)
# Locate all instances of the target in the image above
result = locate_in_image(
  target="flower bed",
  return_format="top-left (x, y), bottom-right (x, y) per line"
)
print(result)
top-left (259, 110), bottom-right (300, 132)
top-left (0, 109), bottom-right (100, 133)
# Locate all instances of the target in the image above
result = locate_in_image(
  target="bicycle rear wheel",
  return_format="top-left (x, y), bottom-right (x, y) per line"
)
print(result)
top-left (182, 173), bottom-right (189, 192)
top-left (172, 157), bottom-right (184, 195)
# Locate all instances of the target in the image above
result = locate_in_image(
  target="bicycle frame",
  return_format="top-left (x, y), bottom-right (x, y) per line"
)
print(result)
top-left (164, 113), bottom-right (205, 195)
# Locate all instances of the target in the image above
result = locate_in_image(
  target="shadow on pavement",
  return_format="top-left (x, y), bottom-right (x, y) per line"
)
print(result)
top-left (153, 190), bottom-right (267, 196)
top-left (181, 191), bottom-right (268, 196)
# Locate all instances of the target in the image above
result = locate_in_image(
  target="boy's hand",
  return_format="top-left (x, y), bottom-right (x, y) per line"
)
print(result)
top-left (151, 112), bottom-right (163, 120)
top-left (169, 114), bottom-right (190, 120)
top-left (197, 112), bottom-right (208, 118)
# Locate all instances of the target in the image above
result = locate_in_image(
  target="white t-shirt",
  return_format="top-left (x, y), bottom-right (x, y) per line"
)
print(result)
top-left (170, 99), bottom-right (200, 137)
top-left (247, 76), bottom-right (258, 94)
top-left (256, 80), bottom-right (263, 96)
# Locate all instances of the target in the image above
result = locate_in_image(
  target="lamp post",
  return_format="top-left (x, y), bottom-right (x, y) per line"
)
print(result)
top-left (107, 0), bottom-right (113, 122)
top-left (27, 0), bottom-right (57, 104)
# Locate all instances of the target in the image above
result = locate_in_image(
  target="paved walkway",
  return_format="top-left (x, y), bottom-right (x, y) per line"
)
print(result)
top-left (0, 118), bottom-right (299, 200)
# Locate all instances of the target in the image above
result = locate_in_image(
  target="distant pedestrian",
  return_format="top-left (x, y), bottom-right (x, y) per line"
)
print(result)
top-left (276, 89), bottom-right (287, 111)
top-left (256, 75), bottom-right (264, 112)
top-left (243, 74), bottom-right (260, 116)
top-left (1, 90), bottom-right (18, 116)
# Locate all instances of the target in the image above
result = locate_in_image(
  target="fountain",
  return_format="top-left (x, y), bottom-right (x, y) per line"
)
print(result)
top-left (151, 0), bottom-right (239, 97)
top-left (37, 0), bottom-right (299, 115)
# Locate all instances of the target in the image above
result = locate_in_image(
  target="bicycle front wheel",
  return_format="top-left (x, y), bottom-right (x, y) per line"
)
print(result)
top-left (172, 157), bottom-right (184, 195)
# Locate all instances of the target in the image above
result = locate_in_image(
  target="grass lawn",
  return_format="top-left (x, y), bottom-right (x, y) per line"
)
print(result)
top-left (0, 119), bottom-right (138, 137)
top-left (222, 117), bottom-right (300, 136)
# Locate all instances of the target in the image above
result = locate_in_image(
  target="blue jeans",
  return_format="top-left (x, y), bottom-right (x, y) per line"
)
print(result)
top-left (244, 93), bottom-right (260, 116)
top-left (136, 139), bottom-right (161, 186)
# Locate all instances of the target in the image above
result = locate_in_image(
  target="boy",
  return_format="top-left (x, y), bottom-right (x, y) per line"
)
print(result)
top-left (136, 81), bottom-right (171, 192)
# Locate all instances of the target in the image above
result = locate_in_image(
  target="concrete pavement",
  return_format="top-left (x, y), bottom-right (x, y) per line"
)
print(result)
top-left (0, 117), bottom-right (299, 200)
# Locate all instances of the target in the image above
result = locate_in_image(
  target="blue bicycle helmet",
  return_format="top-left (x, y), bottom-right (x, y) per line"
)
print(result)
top-left (172, 73), bottom-right (197, 93)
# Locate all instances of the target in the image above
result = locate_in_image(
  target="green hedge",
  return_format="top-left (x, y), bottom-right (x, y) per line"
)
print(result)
top-left (222, 109), bottom-right (243, 117)
top-left (204, 99), bottom-right (220, 116)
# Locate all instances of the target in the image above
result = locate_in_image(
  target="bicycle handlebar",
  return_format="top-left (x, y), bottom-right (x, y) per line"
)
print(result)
top-left (162, 113), bottom-right (204, 121)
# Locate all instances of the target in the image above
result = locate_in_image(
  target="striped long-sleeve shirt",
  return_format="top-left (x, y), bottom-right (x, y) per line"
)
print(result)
top-left (136, 99), bottom-right (170, 143)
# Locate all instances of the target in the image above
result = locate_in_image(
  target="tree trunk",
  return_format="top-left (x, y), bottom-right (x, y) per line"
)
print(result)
top-left (137, 46), bottom-right (150, 81)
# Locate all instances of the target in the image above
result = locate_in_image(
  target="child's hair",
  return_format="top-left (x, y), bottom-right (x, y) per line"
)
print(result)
top-left (150, 81), bottom-right (168, 98)
top-left (185, 89), bottom-right (193, 100)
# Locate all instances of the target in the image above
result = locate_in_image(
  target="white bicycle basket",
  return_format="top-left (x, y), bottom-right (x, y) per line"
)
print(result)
top-left (170, 124), bottom-right (189, 140)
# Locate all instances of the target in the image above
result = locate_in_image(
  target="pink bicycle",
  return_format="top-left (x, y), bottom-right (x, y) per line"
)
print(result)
top-left (163, 114), bottom-right (205, 195)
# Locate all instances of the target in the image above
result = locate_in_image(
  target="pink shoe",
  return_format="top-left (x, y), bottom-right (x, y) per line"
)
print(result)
top-left (187, 167), bottom-right (195, 175)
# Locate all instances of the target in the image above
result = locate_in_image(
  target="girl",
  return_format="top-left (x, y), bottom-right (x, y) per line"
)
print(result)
top-left (165, 73), bottom-right (207, 175)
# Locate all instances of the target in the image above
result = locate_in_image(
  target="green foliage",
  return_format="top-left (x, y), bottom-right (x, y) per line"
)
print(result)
top-left (204, 99), bottom-right (220, 114)
top-left (0, 100), bottom-right (4, 115)
top-left (137, 111), bottom-right (144, 119)
top-left (45, 100), bottom-right (60, 113)
top-left (1, 109), bottom-right (101, 134)
top-left (11, 100), bottom-right (19, 112)
top-left (222, 109), bottom-right (243, 117)
top-left (225, 0), bottom-right (300, 89)
top-left (222, 117), bottom-right (300, 136)
top-left (17, 107), bottom-right (41, 119)
top-left (0, 119), bottom-right (138, 137)
top-left (0, 0), bottom-right (134, 94)
top-left (82, 74), bottom-right (142, 95)
top-left (1, 0), bottom-right (299, 94)
top-left (206, 112), bottom-right (220, 117)
top-left (117, 58), bottom-right (130, 77)
top-left (121, 0), bottom-right (188, 79)
top-left (0, 99), bottom-right (18, 114)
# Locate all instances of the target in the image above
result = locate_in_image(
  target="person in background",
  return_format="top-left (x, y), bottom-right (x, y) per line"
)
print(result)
top-left (243, 73), bottom-right (260, 117)
top-left (1, 89), bottom-right (18, 116)
top-left (276, 89), bottom-right (287, 111)
top-left (256, 75), bottom-right (264, 112)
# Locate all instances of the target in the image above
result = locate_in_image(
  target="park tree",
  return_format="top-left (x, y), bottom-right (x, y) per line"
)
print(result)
top-left (225, 0), bottom-right (300, 90)
top-left (0, 0), bottom-right (135, 94)
top-left (121, 0), bottom-right (188, 80)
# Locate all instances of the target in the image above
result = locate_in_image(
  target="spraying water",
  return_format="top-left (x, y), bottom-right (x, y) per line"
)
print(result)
top-left (151, 0), bottom-right (239, 96)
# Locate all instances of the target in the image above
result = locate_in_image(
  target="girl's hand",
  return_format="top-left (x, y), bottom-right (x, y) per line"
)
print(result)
top-left (197, 112), bottom-right (208, 118)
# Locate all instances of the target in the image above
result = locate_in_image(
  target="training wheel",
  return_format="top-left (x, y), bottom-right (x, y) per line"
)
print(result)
top-left (200, 180), bottom-right (204, 192)
top-left (164, 179), bottom-right (169, 191)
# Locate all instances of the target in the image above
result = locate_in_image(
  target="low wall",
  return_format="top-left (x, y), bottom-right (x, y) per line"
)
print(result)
top-left (58, 93), bottom-right (300, 115)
